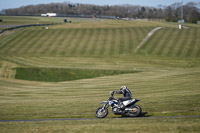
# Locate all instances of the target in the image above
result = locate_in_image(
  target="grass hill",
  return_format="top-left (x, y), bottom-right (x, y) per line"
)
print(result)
top-left (0, 16), bottom-right (200, 133)
top-left (139, 27), bottom-right (200, 58)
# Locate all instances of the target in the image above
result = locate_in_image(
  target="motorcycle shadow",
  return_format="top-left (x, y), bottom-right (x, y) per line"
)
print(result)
top-left (139, 112), bottom-right (151, 117)
top-left (113, 112), bottom-right (151, 118)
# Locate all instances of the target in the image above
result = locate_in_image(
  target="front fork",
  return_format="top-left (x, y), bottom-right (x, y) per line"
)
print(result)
top-left (102, 103), bottom-right (109, 110)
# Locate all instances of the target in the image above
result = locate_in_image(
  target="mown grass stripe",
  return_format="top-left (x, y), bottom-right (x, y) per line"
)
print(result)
top-left (161, 29), bottom-right (178, 56)
top-left (196, 33), bottom-right (200, 57)
top-left (93, 28), bottom-right (104, 56)
top-left (15, 29), bottom-right (42, 55)
top-left (113, 28), bottom-right (120, 56)
top-left (142, 29), bottom-right (164, 55)
top-left (127, 27), bottom-right (140, 54)
top-left (0, 29), bottom-right (24, 50)
top-left (4, 30), bottom-right (32, 55)
top-left (180, 29), bottom-right (193, 57)
top-left (59, 29), bottom-right (79, 55)
top-left (175, 29), bottom-right (190, 57)
top-left (80, 29), bottom-right (94, 55)
top-left (118, 28), bottom-right (125, 55)
top-left (13, 30), bottom-right (35, 55)
top-left (46, 29), bottom-right (68, 56)
top-left (180, 29), bottom-right (192, 57)
top-left (103, 28), bottom-right (112, 56)
top-left (138, 27), bottom-right (154, 52)
top-left (123, 28), bottom-right (131, 55)
top-left (127, 28), bottom-right (134, 54)
top-left (33, 30), bottom-right (56, 55)
top-left (66, 29), bottom-right (83, 55)
top-left (167, 30), bottom-right (183, 57)
top-left (132, 27), bottom-right (142, 51)
top-left (89, 28), bottom-right (100, 56)
top-left (109, 28), bottom-right (117, 56)
top-left (185, 28), bottom-right (197, 57)
top-left (28, 30), bottom-right (52, 55)
top-left (136, 27), bottom-right (145, 47)
top-left (99, 29), bottom-right (109, 56)
top-left (193, 28), bottom-right (200, 57)
top-left (147, 28), bottom-right (168, 55)
top-left (132, 27), bottom-right (139, 46)
top-left (83, 28), bottom-right (97, 56)
top-left (0, 30), bottom-right (30, 54)
top-left (75, 29), bottom-right (90, 56)
top-left (171, 29), bottom-right (187, 57)
top-left (56, 29), bottom-right (74, 55)
top-left (71, 29), bottom-right (87, 55)
top-left (156, 28), bottom-right (175, 56)
top-left (53, 29), bottom-right (70, 56)
top-left (60, 29), bottom-right (78, 55)
top-left (48, 30), bottom-right (66, 56)
top-left (153, 28), bottom-right (174, 55)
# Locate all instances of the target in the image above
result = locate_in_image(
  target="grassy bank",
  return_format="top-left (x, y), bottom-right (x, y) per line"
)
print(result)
top-left (139, 27), bottom-right (200, 58)
top-left (0, 67), bottom-right (199, 120)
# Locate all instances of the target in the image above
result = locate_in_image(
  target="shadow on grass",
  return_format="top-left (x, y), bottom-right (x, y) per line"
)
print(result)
top-left (140, 112), bottom-right (152, 117)
top-left (111, 112), bottom-right (152, 119)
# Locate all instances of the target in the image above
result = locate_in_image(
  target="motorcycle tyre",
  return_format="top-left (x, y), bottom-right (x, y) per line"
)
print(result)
top-left (127, 105), bottom-right (142, 117)
top-left (95, 107), bottom-right (108, 118)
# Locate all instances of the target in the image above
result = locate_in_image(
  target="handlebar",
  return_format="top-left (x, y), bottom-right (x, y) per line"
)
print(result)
top-left (109, 91), bottom-right (117, 101)
top-left (110, 91), bottom-right (115, 97)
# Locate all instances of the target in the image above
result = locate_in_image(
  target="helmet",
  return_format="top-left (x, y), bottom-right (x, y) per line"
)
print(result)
top-left (120, 86), bottom-right (127, 91)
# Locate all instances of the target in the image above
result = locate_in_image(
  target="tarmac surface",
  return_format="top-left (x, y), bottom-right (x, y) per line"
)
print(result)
top-left (0, 115), bottom-right (199, 122)
top-left (0, 25), bottom-right (21, 28)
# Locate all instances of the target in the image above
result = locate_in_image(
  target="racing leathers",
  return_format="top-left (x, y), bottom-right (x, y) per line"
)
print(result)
top-left (115, 87), bottom-right (132, 102)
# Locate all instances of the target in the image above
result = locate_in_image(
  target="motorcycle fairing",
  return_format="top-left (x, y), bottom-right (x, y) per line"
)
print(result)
top-left (108, 100), bottom-right (118, 106)
top-left (123, 99), bottom-right (140, 107)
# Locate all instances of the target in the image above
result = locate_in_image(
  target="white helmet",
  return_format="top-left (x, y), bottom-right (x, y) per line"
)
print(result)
top-left (120, 86), bottom-right (127, 91)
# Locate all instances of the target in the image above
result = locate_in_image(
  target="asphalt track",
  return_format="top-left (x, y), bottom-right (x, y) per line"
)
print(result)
top-left (0, 115), bottom-right (199, 122)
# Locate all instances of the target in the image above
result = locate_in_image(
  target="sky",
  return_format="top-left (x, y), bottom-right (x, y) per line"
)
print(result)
top-left (0, 0), bottom-right (199, 10)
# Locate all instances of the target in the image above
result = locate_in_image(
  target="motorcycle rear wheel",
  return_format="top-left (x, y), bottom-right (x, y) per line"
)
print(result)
top-left (95, 107), bottom-right (108, 118)
top-left (128, 105), bottom-right (142, 117)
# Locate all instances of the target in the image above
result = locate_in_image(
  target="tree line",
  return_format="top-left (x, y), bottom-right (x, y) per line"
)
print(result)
top-left (1, 1), bottom-right (200, 23)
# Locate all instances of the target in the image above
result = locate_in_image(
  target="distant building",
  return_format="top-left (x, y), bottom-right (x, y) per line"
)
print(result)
top-left (197, 21), bottom-right (200, 24)
top-left (178, 20), bottom-right (185, 23)
top-left (41, 13), bottom-right (57, 17)
top-left (41, 14), bottom-right (47, 17)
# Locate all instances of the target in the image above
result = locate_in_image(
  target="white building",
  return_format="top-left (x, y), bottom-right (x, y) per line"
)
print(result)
top-left (41, 14), bottom-right (47, 17)
top-left (41, 13), bottom-right (57, 17)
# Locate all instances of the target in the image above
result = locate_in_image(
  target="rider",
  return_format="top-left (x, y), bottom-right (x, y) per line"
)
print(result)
top-left (115, 86), bottom-right (132, 103)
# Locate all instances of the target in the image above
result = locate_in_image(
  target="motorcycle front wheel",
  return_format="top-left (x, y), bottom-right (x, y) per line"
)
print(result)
top-left (95, 107), bottom-right (108, 118)
top-left (128, 105), bottom-right (142, 117)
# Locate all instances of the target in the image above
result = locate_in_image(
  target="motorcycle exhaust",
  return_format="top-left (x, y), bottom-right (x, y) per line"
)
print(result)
top-left (125, 108), bottom-right (137, 112)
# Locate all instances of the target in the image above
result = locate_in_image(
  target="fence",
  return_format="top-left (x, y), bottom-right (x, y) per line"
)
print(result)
top-left (0, 23), bottom-right (57, 34)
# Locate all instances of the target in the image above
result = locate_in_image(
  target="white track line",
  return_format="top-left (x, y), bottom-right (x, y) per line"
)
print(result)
top-left (136, 27), bottom-right (163, 49)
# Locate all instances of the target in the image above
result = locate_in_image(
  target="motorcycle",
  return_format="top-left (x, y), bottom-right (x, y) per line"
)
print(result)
top-left (95, 91), bottom-right (142, 118)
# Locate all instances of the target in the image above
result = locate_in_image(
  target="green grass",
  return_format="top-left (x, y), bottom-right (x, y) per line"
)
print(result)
top-left (0, 16), bottom-right (200, 133)
top-left (0, 117), bottom-right (199, 133)
top-left (15, 68), bottom-right (138, 82)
